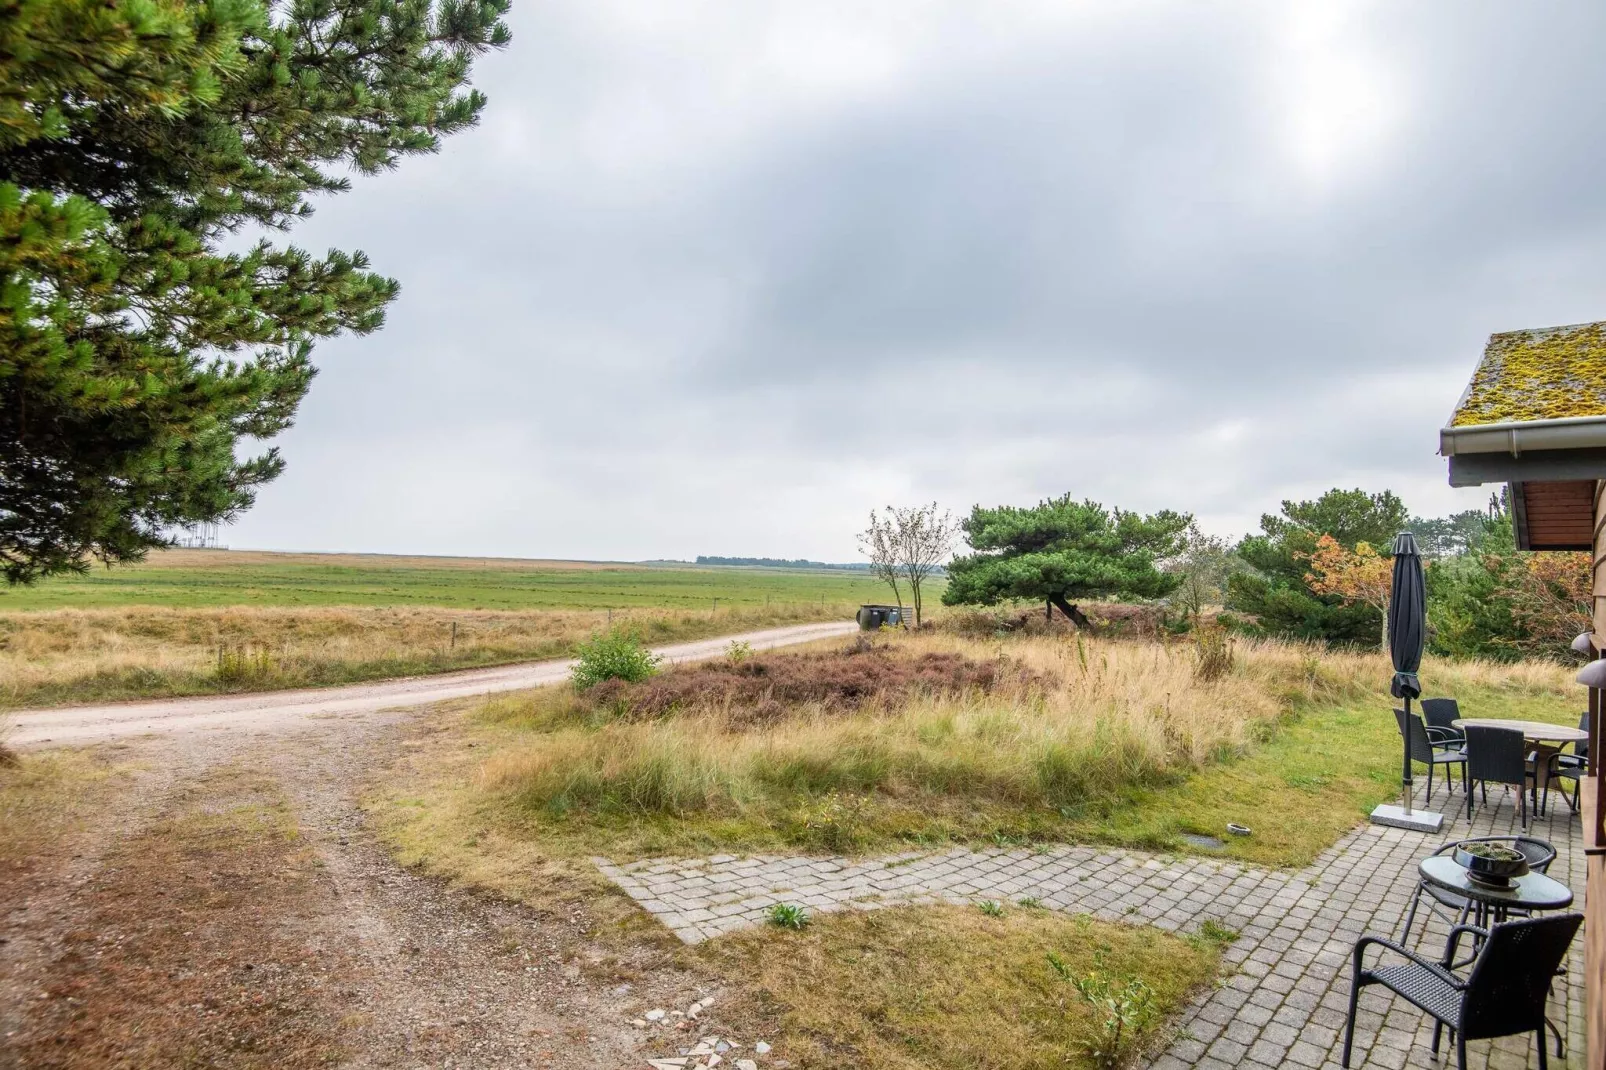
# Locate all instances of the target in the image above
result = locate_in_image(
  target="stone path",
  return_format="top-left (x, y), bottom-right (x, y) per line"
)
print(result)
top-left (596, 779), bottom-right (1588, 1070)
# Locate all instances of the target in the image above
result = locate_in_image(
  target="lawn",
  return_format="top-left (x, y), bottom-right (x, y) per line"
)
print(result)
top-left (0, 548), bottom-right (903, 611)
top-left (0, 549), bottom-right (921, 709)
top-left (690, 903), bottom-right (1231, 1070)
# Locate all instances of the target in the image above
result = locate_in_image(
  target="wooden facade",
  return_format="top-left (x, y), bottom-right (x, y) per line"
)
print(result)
top-left (1590, 480), bottom-right (1606, 1070)
top-left (1515, 479), bottom-right (1597, 550)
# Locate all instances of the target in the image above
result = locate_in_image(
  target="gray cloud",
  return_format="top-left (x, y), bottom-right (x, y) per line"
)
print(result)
top-left (232, 0), bottom-right (1606, 560)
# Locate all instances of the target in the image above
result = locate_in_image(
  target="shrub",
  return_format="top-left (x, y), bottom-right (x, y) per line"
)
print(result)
top-left (725, 639), bottom-right (754, 665)
top-left (580, 646), bottom-right (1030, 725)
top-left (215, 644), bottom-right (280, 685)
top-left (1193, 625), bottom-right (1234, 682)
top-left (570, 630), bottom-right (662, 690)
top-left (795, 791), bottom-right (871, 851)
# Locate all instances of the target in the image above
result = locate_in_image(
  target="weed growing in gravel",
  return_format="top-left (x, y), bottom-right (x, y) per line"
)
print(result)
top-left (767, 903), bottom-right (809, 930)
top-left (1188, 919), bottom-right (1240, 949)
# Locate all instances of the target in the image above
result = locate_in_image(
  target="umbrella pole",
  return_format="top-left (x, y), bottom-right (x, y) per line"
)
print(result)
top-left (1401, 694), bottom-right (1413, 815)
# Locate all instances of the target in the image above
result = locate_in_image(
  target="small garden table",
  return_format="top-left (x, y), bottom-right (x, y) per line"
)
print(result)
top-left (1417, 854), bottom-right (1573, 930)
top-left (1451, 718), bottom-right (1590, 813)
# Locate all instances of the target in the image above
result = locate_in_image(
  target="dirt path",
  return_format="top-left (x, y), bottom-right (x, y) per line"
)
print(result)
top-left (6, 620), bottom-right (858, 749)
top-left (1, 621), bottom-right (851, 1068)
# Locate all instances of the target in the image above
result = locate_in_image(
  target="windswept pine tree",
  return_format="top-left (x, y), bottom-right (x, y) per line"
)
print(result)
top-left (942, 495), bottom-right (1191, 626)
top-left (0, 0), bottom-right (511, 582)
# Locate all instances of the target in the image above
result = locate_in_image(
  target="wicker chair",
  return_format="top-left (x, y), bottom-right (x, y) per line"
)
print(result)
top-left (1463, 725), bottom-right (1532, 829)
top-left (1396, 708), bottom-right (1466, 804)
top-left (1547, 712), bottom-right (1590, 813)
top-left (1343, 913), bottom-right (1583, 1070)
top-left (1420, 697), bottom-right (1467, 751)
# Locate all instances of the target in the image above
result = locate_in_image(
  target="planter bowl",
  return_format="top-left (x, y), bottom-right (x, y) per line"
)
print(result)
top-left (1453, 842), bottom-right (1530, 887)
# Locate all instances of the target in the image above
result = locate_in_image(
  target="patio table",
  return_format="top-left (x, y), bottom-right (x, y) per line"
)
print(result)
top-left (1451, 718), bottom-right (1589, 814)
top-left (1417, 854), bottom-right (1573, 930)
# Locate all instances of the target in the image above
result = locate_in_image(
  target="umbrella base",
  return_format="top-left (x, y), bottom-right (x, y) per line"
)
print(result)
top-left (1369, 803), bottom-right (1444, 833)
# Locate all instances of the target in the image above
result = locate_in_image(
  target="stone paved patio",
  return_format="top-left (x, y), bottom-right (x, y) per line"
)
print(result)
top-left (595, 777), bottom-right (1589, 1070)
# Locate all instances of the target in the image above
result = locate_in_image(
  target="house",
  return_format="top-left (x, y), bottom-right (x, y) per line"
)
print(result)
top-left (1441, 319), bottom-right (1606, 1069)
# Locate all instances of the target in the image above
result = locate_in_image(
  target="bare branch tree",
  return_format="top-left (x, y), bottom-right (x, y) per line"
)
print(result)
top-left (860, 503), bottom-right (956, 628)
top-left (858, 510), bottom-right (904, 614)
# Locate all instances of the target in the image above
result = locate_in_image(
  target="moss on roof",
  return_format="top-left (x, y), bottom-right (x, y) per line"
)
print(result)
top-left (1451, 321), bottom-right (1606, 427)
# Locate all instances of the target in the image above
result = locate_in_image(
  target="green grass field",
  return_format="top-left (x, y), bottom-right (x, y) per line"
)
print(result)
top-left (0, 549), bottom-right (912, 612)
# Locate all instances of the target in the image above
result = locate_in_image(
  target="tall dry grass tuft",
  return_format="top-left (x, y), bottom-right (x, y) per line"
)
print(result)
top-left (0, 602), bottom-right (838, 709)
top-left (473, 631), bottom-right (1579, 837)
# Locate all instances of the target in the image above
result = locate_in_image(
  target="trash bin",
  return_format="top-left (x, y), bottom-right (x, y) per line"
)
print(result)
top-left (857, 604), bottom-right (904, 630)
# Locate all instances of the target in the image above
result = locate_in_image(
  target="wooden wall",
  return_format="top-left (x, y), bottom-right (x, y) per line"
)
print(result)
top-left (1589, 480), bottom-right (1605, 1070)
top-left (1519, 479), bottom-right (1597, 550)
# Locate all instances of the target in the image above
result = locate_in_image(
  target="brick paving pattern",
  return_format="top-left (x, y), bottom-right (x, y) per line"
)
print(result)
top-left (595, 780), bottom-right (1588, 1069)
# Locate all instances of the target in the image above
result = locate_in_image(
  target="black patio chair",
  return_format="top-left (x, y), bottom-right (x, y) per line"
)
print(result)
top-left (1397, 836), bottom-right (1556, 949)
top-left (1546, 712), bottom-right (1590, 813)
top-left (1420, 697), bottom-right (1467, 751)
top-left (1396, 708), bottom-right (1466, 804)
top-left (1342, 913), bottom-right (1583, 1070)
top-left (1463, 725), bottom-right (1532, 829)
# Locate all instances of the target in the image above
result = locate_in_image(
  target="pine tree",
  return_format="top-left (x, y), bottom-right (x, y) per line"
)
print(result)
top-left (0, 0), bottom-right (510, 582)
top-left (942, 495), bottom-right (1191, 625)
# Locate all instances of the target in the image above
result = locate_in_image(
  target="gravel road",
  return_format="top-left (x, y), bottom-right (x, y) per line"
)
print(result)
top-left (6, 619), bottom-right (858, 750)
top-left (2, 619), bottom-right (862, 1068)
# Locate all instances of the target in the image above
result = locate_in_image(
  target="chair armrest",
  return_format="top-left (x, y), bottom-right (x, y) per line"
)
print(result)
top-left (1354, 935), bottom-right (1467, 988)
top-left (1444, 924), bottom-right (1488, 967)
top-left (1424, 726), bottom-right (1461, 742)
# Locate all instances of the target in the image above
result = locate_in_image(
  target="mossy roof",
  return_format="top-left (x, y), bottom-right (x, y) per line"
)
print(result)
top-left (1450, 320), bottom-right (1606, 427)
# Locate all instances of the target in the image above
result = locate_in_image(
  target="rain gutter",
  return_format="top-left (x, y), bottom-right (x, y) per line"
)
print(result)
top-left (1439, 413), bottom-right (1606, 457)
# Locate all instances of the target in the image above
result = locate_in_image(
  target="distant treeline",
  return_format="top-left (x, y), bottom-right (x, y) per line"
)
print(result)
top-left (693, 556), bottom-right (877, 572)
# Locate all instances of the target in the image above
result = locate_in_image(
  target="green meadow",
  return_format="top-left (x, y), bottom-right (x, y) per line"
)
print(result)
top-left (0, 549), bottom-right (908, 612)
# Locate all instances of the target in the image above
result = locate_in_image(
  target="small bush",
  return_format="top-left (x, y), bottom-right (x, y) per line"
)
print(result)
top-left (725, 639), bottom-right (754, 665)
top-left (796, 791), bottom-right (871, 851)
top-left (768, 903), bottom-right (809, 930)
top-left (215, 643), bottom-right (280, 685)
top-left (1193, 625), bottom-right (1234, 682)
top-left (570, 630), bottom-right (662, 690)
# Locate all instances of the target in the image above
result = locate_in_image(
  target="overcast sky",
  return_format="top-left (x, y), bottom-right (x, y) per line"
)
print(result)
top-left (228, 0), bottom-right (1606, 562)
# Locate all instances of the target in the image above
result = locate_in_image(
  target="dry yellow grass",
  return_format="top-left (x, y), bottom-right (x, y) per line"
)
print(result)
top-left (696, 903), bottom-right (1228, 1070)
top-left (0, 603), bottom-right (834, 709)
top-left (435, 630), bottom-right (1577, 861)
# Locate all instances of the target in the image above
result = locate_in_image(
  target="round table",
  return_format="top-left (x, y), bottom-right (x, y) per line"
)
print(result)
top-left (1452, 718), bottom-right (1589, 812)
top-left (1418, 854), bottom-right (1574, 929)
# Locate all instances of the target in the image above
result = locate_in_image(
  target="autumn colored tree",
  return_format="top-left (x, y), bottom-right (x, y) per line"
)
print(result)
top-left (1501, 551), bottom-right (1592, 650)
top-left (1226, 488), bottom-right (1407, 645)
top-left (1302, 535), bottom-right (1393, 648)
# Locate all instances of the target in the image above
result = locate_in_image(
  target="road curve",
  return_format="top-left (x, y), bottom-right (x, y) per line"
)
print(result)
top-left (6, 620), bottom-right (860, 750)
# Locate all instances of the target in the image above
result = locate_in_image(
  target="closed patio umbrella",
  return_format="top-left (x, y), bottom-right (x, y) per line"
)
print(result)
top-left (1388, 532), bottom-right (1426, 814)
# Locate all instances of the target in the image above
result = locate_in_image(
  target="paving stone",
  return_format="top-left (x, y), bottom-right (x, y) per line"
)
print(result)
top-left (596, 775), bottom-right (1585, 1069)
